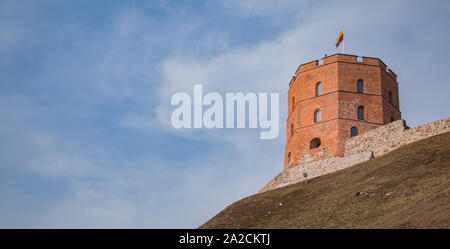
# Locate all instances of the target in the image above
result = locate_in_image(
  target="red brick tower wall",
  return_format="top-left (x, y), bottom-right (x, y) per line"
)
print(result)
top-left (285, 54), bottom-right (401, 169)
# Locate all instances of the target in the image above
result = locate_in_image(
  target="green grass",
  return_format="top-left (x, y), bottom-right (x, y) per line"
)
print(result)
top-left (200, 132), bottom-right (450, 228)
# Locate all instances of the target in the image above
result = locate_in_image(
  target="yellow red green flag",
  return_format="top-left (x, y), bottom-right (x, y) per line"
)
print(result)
top-left (336, 30), bottom-right (344, 48)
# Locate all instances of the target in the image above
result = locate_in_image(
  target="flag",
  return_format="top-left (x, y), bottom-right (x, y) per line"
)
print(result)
top-left (336, 30), bottom-right (344, 48)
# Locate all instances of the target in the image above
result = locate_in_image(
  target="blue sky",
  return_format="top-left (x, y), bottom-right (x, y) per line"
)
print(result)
top-left (1, 0), bottom-right (449, 228)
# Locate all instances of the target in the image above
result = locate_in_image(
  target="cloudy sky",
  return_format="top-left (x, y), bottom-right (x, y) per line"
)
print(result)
top-left (1, 0), bottom-right (449, 228)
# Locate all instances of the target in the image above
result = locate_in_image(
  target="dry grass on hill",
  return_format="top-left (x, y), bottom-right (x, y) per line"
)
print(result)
top-left (200, 132), bottom-right (450, 228)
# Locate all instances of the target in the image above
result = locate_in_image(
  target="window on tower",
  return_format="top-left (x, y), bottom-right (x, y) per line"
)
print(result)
top-left (316, 82), bottom-right (322, 96)
top-left (310, 138), bottom-right (321, 149)
top-left (292, 96), bottom-right (295, 111)
top-left (358, 106), bottom-right (364, 120)
top-left (350, 127), bottom-right (358, 137)
top-left (357, 79), bottom-right (364, 93)
top-left (314, 109), bottom-right (322, 123)
top-left (389, 90), bottom-right (392, 103)
top-left (291, 123), bottom-right (294, 137)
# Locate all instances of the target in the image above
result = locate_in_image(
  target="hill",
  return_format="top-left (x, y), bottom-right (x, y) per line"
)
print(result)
top-left (200, 132), bottom-right (450, 228)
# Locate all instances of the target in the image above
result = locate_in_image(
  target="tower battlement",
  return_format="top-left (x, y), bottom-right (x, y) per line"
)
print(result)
top-left (293, 54), bottom-right (397, 82)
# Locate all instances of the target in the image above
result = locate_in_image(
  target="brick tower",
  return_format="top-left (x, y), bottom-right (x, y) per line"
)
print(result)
top-left (285, 54), bottom-right (401, 169)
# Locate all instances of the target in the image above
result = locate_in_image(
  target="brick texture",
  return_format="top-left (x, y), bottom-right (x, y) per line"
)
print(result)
top-left (286, 54), bottom-right (401, 168)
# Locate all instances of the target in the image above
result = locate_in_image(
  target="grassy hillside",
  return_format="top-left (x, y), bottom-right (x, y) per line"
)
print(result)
top-left (200, 132), bottom-right (450, 228)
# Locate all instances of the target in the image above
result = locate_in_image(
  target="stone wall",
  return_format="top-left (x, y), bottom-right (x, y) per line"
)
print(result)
top-left (345, 117), bottom-right (450, 157)
top-left (260, 152), bottom-right (372, 193)
top-left (260, 117), bottom-right (450, 193)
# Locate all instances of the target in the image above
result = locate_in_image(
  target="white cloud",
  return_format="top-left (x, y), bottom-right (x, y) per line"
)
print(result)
top-left (220, 0), bottom-right (314, 20)
top-left (28, 152), bottom-right (97, 178)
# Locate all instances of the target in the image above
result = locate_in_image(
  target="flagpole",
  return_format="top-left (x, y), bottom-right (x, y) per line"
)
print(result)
top-left (342, 27), bottom-right (345, 54)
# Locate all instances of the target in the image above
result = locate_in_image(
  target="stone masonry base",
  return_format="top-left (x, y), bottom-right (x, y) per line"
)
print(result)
top-left (259, 117), bottom-right (450, 193)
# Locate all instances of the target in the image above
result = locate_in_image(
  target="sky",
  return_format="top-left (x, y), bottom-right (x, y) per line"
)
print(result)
top-left (0, 0), bottom-right (449, 228)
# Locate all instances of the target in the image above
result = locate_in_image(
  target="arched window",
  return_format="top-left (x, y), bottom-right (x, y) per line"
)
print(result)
top-left (391, 116), bottom-right (394, 122)
top-left (292, 96), bottom-right (295, 111)
top-left (357, 79), bottom-right (364, 93)
top-left (358, 106), bottom-right (364, 120)
top-left (288, 152), bottom-right (291, 162)
top-left (350, 127), bottom-right (358, 137)
top-left (314, 109), bottom-right (322, 123)
top-left (316, 82), bottom-right (322, 96)
top-left (310, 138), bottom-right (321, 149)
top-left (388, 90), bottom-right (392, 103)
top-left (290, 123), bottom-right (294, 137)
